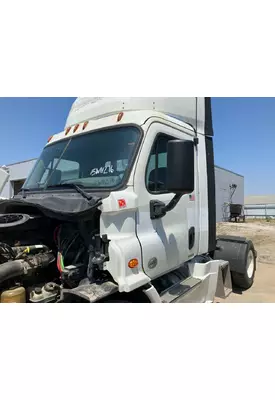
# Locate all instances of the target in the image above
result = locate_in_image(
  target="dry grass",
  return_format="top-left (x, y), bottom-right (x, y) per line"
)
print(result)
top-left (217, 220), bottom-right (275, 302)
top-left (217, 221), bottom-right (275, 264)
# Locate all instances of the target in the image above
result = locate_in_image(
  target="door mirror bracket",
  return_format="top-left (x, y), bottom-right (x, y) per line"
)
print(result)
top-left (150, 193), bottom-right (183, 220)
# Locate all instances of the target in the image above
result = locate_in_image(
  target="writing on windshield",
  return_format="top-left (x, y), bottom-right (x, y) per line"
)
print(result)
top-left (23, 126), bottom-right (140, 190)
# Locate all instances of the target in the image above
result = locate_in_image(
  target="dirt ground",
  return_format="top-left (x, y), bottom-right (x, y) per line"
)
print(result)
top-left (217, 220), bottom-right (275, 303)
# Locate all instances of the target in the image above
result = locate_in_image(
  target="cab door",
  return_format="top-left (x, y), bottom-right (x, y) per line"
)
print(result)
top-left (134, 122), bottom-right (199, 280)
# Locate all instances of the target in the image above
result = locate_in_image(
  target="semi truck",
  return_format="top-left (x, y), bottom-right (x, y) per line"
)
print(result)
top-left (0, 98), bottom-right (256, 303)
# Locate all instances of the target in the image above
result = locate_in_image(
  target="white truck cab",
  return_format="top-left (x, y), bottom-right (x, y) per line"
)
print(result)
top-left (0, 98), bottom-right (256, 303)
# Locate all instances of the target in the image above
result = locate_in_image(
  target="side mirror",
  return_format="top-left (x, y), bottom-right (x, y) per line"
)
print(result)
top-left (167, 140), bottom-right (195, 194)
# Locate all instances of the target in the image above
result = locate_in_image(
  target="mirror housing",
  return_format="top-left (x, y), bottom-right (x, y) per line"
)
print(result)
top-left (167, 140), bottom-right (195, 194)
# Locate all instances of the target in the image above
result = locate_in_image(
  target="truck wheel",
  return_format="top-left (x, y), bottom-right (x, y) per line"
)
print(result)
top-left (231, 247), bottom-right (256, 290)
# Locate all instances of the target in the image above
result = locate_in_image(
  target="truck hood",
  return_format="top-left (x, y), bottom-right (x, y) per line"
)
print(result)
top-left (0, 192), bottom-right (110, 221)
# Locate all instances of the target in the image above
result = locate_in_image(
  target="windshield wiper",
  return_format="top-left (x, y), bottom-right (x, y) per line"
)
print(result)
top-left (47, 183), bottom-right (94, 202)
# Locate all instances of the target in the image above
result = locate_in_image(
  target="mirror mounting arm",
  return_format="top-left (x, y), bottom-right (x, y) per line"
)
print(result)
top-left (150, 193), bottom-right (183, 220)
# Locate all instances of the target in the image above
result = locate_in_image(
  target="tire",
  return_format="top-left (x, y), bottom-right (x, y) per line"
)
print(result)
top-left (231, 245), bottom-right (256, 290)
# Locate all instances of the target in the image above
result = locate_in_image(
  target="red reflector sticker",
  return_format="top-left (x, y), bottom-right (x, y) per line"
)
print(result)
top-left (118, 199), bottom-right (127, 208)
top-left (117, 112), bottom-right (124, 122)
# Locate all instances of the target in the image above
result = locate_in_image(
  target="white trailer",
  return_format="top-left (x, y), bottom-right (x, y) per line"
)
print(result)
top-left (0, 98), bottom-right (256, 303)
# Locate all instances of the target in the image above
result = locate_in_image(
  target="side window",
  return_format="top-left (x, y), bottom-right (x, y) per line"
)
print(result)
top-left (146, 134), bottom-right (175, 193)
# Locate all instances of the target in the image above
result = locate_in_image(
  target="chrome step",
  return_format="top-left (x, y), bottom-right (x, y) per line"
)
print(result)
top-left (160, 277), bottom-right (202, 303)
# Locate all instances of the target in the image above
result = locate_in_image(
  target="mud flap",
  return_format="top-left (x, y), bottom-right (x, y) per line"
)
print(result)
top-left (214, 236), bottom-right (257, 274)
top-left (215, 261), bottom-right (232, 300)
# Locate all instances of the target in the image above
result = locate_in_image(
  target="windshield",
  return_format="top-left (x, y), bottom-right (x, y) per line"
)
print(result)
top-left (23, 126), bottom-right (141, 190)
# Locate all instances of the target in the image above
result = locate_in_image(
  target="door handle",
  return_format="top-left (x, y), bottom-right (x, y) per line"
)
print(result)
top-left (189, 227), bottom-right (195, 250)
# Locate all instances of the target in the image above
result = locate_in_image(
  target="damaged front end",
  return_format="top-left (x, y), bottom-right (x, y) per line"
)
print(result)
top-left (0, 194), bottom-right (117, 303)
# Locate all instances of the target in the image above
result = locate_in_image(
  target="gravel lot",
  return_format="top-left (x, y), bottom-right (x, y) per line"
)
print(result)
top-left (217, 221), bottom-right (275, 303)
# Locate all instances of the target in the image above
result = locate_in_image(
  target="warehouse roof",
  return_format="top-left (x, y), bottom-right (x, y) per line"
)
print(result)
top-left (6, 158), bottom-right (37, 167)
top-left (215, 165), bottom-right (244, 178)
top-left (245, 195), bottom-right (275, 205)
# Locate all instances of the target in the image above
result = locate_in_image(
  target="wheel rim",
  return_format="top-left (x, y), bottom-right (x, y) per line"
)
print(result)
top-left (247, 250), bottom-right (254, 279)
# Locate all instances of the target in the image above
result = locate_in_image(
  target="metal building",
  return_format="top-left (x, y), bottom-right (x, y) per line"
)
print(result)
top-left (244, 195), bottom-right (275, 219)
top-left (0, 159), bottom-right (36, 198)
top-left (0, 159), bottom-right (244, 223)
top-left (215, 166), bottom-right (244, 222)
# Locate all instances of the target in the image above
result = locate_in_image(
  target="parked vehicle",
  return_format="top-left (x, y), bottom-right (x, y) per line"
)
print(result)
top-left (0, 98), bottom-right (257, 303)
